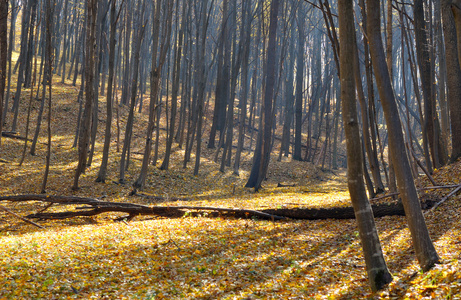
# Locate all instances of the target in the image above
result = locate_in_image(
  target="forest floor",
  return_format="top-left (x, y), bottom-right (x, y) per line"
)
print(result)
top-left (0, 75), bottom-right (461, 299)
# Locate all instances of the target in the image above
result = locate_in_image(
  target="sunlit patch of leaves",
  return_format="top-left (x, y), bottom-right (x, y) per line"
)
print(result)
top-left (1, 65), bottom-right (460, 299)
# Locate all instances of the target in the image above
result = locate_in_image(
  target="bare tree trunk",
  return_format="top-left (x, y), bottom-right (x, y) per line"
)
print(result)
top-left (367, 0), bottom-right (440, 271)
top-left (19, 11), bottom-right (40, 166)
top-left (60, 0), bottom-right (68, 83)
top-left (279, 15), bottom-right (295, 162)
top-left (96, 0), bottom-right (119, 183)
top-left (160, 0), bottom-right (186, 171)
top-left (29, 14), bottom-right (47, 156)
top-left (0, 0), bottom-right (7, 149)
top-left (3, 1), bottom-right (19, 129)
top-left (246, 0), bottom-right (280, 191)
top-left (353, 29), bottom-right (384, 194)
top-left (41, 0), bottom-right (54, 193)
top-left (134, 0), bottom-right (173, 189)
top-left (193, 0), bottom-right (212, 176)
top-left (293, 7), bottom-right (304, 161)
top-left (434, 0), bottom-right (449, 156)
top-left (208, 0), bottom-right (230, 149)
top-left (446, 1), bottom-right (461, 161)
top-left (415, 0), bottom-right (445, 168)
top-left (233, 0), bottom-right (252, 175)
top-left (120, 0), bottom-right (147, 184)
top-left (72, 0), bottom-right (97, 190)
top-left (338, 0), bottom-right (393, 291)
top-left (120, 0), bottom-right (132, 106)
top-left (11, 0), bottom-right (34, 133)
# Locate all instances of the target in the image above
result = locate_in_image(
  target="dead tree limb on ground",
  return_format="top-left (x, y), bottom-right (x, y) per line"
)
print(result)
top-left (0, 192), bottom-right (443, 223)
top-left (424, 183), bottom-right (461, 215)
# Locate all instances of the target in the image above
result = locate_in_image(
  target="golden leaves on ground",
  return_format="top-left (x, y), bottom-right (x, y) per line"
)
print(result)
top-left (1, 78), bottom-right (461, 299)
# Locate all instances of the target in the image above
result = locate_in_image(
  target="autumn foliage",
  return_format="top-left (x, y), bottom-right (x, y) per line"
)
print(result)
top-left (1, 79), bottom-right (461, 299)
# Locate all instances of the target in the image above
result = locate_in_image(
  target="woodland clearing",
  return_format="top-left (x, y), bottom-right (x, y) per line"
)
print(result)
top-left (0, 78), bottom-right (460, 299)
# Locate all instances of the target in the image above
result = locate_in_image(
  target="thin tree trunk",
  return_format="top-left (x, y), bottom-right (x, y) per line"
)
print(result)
top-left (19, 16), bottom-right (40, 166)
top-left (41, 0), bottom-right (54, 193)
top-left (11, 0), bottom-right (34, 133)
top-left (353, 29), bottom-right (384, 194)
top-left (3, 1), bottom-right (19, 130)
top-left (293, 8), bottom-right (304, 161)
top-left (72, 0), bottom-right (97, 190)
top-left (134, 0), bottom-right (173, 189)
top-left (96, 0), bottom-right (119, 183)
top-left (0, 0), bottom-right (7, 149)
top-left (193, 0), bottom-right (213, 176)
top-left (160, 0), bottom-right (186, 171)
top-left (246, 0), bottom-right (280, 191)
top-left (120, 0), bottom-right (147, 184)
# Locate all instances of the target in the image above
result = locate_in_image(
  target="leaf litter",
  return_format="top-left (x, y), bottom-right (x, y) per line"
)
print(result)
top-left (0, 79), bottom-right (460, 299)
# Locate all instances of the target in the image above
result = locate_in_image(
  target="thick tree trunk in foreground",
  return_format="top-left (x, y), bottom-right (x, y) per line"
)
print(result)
top-left (367, 0), bottom-right (439, 271)
top-left (339, 0), bottom-right (392, 291)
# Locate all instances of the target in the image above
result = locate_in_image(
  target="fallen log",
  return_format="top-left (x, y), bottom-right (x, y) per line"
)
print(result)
top-left (277, 183), bottom-right (296, 188)
top-left (1, 131), bottom-right (33, 142)
top-left (0, 193), bottom-right (440, 223)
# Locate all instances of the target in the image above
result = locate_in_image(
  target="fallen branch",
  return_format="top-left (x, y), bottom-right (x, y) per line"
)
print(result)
top-left (418, 184), bottom-right (461, 191)
top-left (1, 131), bottom-right (33, 142)
top-left (0, 204), bottom-right (44, 228)
top-left (369, 184), bottom-right (459, 202)
top-left (425, 184), bottom-right (461, 215)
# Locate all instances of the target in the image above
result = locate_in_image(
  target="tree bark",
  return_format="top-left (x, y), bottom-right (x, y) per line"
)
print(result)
top-left (41, 0), bottom-right (54, 193)
top-left (367, 0), bottom-right (440, 271)
top-left (120, 0), bottom-right (147, 184)
top-left (415, 0), bottom-right (446, 168)
top-left (73, 0), bottom-right (97, 190)
top-left (96, 0), bottom-right (118, 183)
top-left (134, 0), bottom-right (173, 189)
top-left (293, 8), bottom-right (304, 161)
top-left (246, 0), bottom-right (280, 191)
top-left (339, 0), bottom-right (392, 291)
top-left (160, 0), bottom-right (186, 171)
top-left (445, 0), bottom-right (461, 161)
top-left (0, 0), bottom-right (7, 149)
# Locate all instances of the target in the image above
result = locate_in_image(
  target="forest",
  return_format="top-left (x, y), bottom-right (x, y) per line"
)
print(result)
top-left (0, 0), bottom-right (461, 298)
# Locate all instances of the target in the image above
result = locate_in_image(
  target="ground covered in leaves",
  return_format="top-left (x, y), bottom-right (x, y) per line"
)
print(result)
top-left (1, 73), bottom-right (461, 299)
